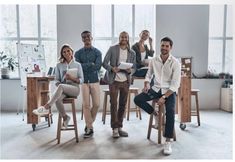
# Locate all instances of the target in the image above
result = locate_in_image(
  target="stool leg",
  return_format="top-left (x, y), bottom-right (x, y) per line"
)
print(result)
top-left (48, 114), bottom-right (51, 127)
top-left (147, 114), bottom-right (153, 139)
top-left (102, 93), bottom-right (107, 124)
top-left (135, 91), bottom-right (142, 120)
top-left (195, 93), bottom-right (200, 126)
top-left (127, 92), bottom-right (131, 121)
top-left (72, 101), bottom-right (79, 143)
top-left (173, 127), bottom-right (176, 141)
top-left (158, 106), bottom-right (163, 144)
top-left (81, 104), bottom-right (83, 120)
top-left (57, 114), bottom-right (62, 144)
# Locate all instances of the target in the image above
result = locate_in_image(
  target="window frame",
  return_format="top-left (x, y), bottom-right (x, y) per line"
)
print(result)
top-left (0, 4), bottom-right (57, 78)
top-left (208, 4), bottom-right (233, 73)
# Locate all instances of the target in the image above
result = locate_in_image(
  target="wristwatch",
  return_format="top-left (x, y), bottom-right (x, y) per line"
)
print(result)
top-left (162, 95), bottom-right (167, 99)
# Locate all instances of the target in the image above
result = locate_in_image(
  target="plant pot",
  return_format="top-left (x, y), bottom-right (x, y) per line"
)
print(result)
top-left (1, 68), bottom-right (10, 79)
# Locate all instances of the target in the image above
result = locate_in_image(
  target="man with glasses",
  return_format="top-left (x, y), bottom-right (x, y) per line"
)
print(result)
top-left (75, 31), bottom-right (102, 138)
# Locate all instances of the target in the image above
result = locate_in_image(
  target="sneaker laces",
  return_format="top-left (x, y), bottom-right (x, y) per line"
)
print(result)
top-left (164, 142), bottom-right (171, 151)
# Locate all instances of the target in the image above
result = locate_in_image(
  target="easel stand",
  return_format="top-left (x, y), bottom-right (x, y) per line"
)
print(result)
top-left (16, 86), bottom-right (27, 121)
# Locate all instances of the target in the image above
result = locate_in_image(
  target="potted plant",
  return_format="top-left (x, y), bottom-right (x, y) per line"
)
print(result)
top-left (0, 51), bottom-right (19, 79)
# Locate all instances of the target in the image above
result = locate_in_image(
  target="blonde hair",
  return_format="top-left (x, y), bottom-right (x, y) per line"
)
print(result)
top-left (59, 44), bottom-right (74, 63)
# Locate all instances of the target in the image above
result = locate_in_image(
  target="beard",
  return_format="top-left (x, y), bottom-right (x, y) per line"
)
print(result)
top-left (161, 49), bottom-right (169, 55)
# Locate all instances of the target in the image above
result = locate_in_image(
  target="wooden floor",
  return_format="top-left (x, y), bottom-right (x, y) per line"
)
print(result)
top-left (0, 109), bottom-right (233, 159)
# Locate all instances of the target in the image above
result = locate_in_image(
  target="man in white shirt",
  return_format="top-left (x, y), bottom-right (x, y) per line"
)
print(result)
top-left (134, 37), bottom-right (181, 155)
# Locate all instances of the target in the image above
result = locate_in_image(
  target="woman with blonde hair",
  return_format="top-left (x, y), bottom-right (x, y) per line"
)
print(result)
top-left (132, 30), bottom-right (154, 78)
top-left (33, 44), bottom-right (84, 128)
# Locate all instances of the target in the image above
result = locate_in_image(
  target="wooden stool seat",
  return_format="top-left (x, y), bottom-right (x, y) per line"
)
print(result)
top-left (191, 89), bottom-right (200, 126)
top-left (56, 97), bottom-right (79, 144)
top-left (102, 89), bottom-right (111, 124)
top-left (147, 100), bottom-right (176, 144)
top-left (126, 87), bottom-right (142, 120)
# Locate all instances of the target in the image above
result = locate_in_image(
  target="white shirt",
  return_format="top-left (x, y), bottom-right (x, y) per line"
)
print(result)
top-left (145, 54), bottom-right (181, 94)
top-left (141, 51), bottom-right (146, 61)
top-left (115, 48), bottom-right (128, 82)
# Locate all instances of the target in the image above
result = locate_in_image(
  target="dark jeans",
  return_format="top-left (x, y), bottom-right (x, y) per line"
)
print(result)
top-left (134, 88), bottom-right (176, 138)
top-left (109, 81), bottom-right (129, 129)
top-left (132, 68), bottom-right (148, 78)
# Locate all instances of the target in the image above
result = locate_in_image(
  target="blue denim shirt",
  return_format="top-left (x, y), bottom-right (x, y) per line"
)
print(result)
top-left (74, 46), bottom-right (102, 83)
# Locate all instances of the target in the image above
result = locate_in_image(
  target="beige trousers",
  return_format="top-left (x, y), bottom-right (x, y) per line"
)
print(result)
top-left (47, 84), bottom-right (80, 117)
top-left (82, 82), bottom-right (100, 129)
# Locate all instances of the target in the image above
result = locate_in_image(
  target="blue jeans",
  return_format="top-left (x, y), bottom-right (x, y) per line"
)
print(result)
top-left (134, 88), bottom-right (176, 138)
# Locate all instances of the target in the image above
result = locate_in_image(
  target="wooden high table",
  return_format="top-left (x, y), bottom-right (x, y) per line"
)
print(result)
top-left (27, 73), bottom-right (55, 131)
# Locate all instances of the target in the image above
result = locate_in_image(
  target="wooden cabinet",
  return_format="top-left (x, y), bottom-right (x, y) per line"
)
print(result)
top-left (177, 76), bottom-right (191, 122)
top-left (27, 74), bottom-right (54, 125)
top-left (221, 88), bottom-right (233, 112)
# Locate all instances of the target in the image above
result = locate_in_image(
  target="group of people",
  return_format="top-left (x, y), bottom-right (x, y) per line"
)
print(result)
top-left (32, 30), bottom-right (181, 155)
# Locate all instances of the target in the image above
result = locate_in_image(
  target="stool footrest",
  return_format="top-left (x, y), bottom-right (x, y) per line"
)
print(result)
top-left (61, 128), bottom-right (76, 131)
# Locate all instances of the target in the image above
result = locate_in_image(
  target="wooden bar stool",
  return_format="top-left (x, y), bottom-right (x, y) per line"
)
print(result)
top-left (191, 89), bottom-right (200, 126)
top-left (147, 100), bottom-right (176, 144)
top-left (56, 97), bottom-right (79, 144)
top-left (126, 87), bottom-right (142, 120)
top-left (102, 89), bottom-right (111, 124)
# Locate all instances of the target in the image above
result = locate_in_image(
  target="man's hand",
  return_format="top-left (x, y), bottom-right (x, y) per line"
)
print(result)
top-left (125, 68), bottom-right (131, 74)
top-left (142, 82), bottom-right (150, 93)
top-left (112, 67), bottom-right (120, 73)
top-left (157, 97), bottom-right (166, 106)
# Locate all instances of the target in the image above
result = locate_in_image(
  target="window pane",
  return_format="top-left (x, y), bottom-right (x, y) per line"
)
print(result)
top-left (94, 40), bottom-right (112, 60)
top-left (208, 40), bottom-right (223, 73)
top-left (209, 5), bottom-right (224, 37)
top-left (94, 40), bottom-right (112, 77)
top-left (0, 40), bottom-right (19, 77)
top-left (41, 5), bottom-right (57, 38)
top-left (93, 5), bottom-right (111, 37)
top-left (19, 5), bottom-right (38, 37)
top-left (114, 5), bottom-right (132, 37)
top-left (226, 5), bottom-right (233, 37)
top-left (41, 41), bottom-right (57, 69)
top-left (0, 5), bottom-right (17, 37)
top-left (225, 40), bottom-right (233, 74)
top-left (135, 5), bottom-right (155, 37)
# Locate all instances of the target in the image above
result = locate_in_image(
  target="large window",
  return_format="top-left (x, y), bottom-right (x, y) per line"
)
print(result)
top-left (92, 5), bottom-right (156, 60)
top-left (0, 5), bottom-right (57, 78)
top-left (208, 5), bottom-right (233, 74)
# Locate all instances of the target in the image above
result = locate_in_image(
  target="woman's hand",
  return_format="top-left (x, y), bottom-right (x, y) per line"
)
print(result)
top-left (64, 73), bottom-right (72, 80)
top-left (149, 37), bottom-right (153, 45)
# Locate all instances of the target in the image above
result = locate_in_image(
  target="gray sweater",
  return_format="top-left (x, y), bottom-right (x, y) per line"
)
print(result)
top-left (102, 44), bottom-right (136, 85)
top-left (55, 60), bottom-right (84, 87)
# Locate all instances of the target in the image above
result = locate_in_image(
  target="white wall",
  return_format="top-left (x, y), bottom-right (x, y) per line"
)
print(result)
top-left (155, 5), bottom-right (209, 76)
top-left (57, 5), bottom-right (92, 53)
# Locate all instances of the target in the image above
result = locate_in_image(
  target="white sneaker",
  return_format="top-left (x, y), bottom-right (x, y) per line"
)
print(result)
top-left (163, 141), bottom-right (172, 155)
top-left (32, 106), bottom-right (49, 116)
top-left (63, 115), bottom-right (71, 129)
top-left (113, 128), bottom-right (120, 138)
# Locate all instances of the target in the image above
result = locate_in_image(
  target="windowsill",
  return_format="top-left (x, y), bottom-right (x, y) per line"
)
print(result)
top-left (0, 77), bottom-right (20, 80)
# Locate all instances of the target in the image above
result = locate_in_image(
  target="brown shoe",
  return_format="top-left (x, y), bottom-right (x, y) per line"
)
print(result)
top-left (118, 128), bottom-right (128, 137)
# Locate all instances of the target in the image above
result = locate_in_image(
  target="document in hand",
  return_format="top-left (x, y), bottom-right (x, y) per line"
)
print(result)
top-left (66, 68), bottom-right (78, 78)
top-left (118, 62), bottom-right (133, 70)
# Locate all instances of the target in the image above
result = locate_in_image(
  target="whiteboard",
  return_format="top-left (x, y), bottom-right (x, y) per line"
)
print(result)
top-left (17, 43), bottom-right (47, 87)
